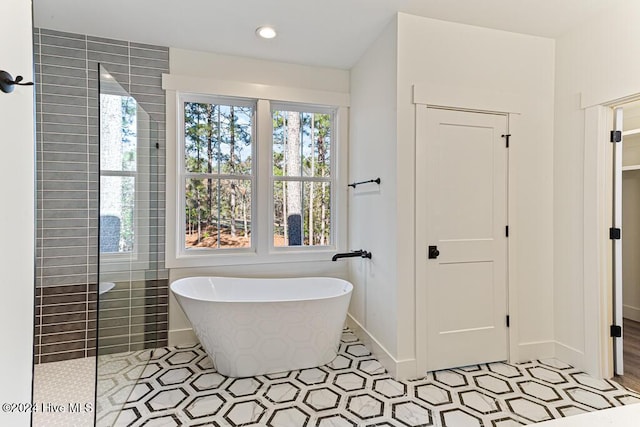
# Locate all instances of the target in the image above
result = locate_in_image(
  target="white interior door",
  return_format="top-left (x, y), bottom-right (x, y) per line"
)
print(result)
top-left (420, 107), bottom-right (508, 372)
top-left (613, 106), bottom-right (624, 376)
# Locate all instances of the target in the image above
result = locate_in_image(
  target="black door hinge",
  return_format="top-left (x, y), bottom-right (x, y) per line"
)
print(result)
top-left (610, 227), bottom-right (621, 240)
top-left (506, 315), bottom-right (510, 328)
top-left (611, 130), bottom-right (622, 143)
top-left (505, 226), bottom-right (509, 237)
top-left (502, 134), bottom-right (511, 148)
top-left (611, 324), bottom-right (622, 338)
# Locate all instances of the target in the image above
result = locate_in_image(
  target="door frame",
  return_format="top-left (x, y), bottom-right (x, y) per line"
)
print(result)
top-left (412, 84), bottom-right (520, 374)
top-left (612, 106), bottom-right (624, 376)
top-left (583, 92), bottom-right (640, 379)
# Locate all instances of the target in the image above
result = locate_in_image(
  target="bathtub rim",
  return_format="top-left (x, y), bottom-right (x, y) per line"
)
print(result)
top-left (170, 276), bottom-right (353, 304)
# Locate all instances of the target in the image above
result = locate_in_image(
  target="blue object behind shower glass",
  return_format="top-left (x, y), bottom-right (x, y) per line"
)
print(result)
top-left (100, 215), bottom-right (121, 252)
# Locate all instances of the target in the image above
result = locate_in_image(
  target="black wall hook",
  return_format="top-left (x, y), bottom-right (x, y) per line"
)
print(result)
top-left (0, 70), bottom-right (34, 94)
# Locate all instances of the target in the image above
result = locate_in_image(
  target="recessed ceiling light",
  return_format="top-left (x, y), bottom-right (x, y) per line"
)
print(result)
top-left (256, 26), bottom-right (277, 39)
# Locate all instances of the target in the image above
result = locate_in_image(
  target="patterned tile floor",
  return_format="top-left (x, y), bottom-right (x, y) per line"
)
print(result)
top-left (96, 349), bottom-right (157, 426)
top-left (95, 330), bottom-right (640, 426)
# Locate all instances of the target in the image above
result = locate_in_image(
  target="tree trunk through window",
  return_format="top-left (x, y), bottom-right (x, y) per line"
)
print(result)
top-left (285, 111), bottom-right (302, 245)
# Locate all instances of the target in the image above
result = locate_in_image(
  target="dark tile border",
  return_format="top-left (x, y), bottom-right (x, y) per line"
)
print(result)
top-left (35, 279), bottom-right (169, 363)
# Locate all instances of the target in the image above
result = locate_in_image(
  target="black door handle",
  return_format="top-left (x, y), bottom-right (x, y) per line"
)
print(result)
top-left (428, 245), bottom-right (440, 259)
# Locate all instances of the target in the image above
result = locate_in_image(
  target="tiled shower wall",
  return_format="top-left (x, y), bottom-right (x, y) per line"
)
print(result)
top-left (33, 28), bottom-right (169, 363)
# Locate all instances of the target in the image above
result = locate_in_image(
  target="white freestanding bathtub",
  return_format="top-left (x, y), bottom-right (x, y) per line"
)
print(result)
top-left (170, 276), bottom-right (353, 377)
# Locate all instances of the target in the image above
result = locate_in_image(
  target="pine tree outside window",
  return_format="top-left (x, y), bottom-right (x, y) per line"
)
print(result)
top-left (180, 96), bottom-right (255, 252)
top-left (167, 79), bottom-right (347, 268)
top-left (272, 104), bottom-right (334, 248)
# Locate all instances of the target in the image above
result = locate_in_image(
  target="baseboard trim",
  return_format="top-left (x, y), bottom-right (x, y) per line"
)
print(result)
top-left (623, 305), bottom-right (640, 323)
top-left (514, 340), bottom-right (555, 363)
top-left (346, 314), bottom-right (417, 380)
top-left (168, 328), bottom-right (198, 347)
top-left (554, 341), bottom-right (585, 370)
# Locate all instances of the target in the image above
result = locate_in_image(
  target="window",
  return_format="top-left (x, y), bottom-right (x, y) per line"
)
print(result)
top-left (272, 105), bottom-right (334, 248)
top-left (100, 94), bottom-right (137, 254)
top-left (180, 96), bottom-right (255, 252)
top-left (166, 76), bottom-right (348, 267)
top-left (99, 88), bottom-right (157, 271)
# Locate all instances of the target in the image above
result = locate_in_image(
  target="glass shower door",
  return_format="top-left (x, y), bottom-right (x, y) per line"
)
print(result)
top-left (95, 65), bottom-right (163, 425)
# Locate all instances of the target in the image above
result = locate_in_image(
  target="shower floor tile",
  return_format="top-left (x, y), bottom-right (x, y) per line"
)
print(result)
top-left (106, 330), bottom-right (640, 426)
top-left (32, 356), bottom-right (95, 427)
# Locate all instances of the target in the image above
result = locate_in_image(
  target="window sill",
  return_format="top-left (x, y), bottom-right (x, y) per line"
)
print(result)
top-left (165, 247), bottom-right (342, 269)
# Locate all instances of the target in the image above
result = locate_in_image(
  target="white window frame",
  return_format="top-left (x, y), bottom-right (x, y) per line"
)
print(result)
top-left (177, 94), bottom-right (257, 257)
top-left (163, 75), bottom-right (349, 268)
top-left (99, 93), bottom-right (152, 275)
top-left (269, 102), bottom-right (337, 253)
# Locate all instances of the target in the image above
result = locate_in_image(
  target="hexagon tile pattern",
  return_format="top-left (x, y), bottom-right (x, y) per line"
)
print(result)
top-left (96, 330), bottom-right (640, 426)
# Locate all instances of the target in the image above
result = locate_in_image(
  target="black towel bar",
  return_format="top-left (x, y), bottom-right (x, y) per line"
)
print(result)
top-left (348, 177), bottom-right (381, 188)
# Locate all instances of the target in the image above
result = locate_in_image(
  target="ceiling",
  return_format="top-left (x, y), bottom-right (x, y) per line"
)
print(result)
top-left (33, 0), bottom-right (614, 69)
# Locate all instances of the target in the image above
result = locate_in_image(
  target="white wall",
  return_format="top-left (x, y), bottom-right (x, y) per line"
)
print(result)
top-left (349, 13), bottom-right (555, 378)
top-left (0, 0), bottom-right (34, 425)
top-left (170, 48), bottom-right (349, 93)
top-left (554, 0), bottom-right (640, 373)
top-left (167, 49), bottom-right (350, 343)
top-left (348, 18), bottom-right (399, 362)
top-left (397, 13), bottom-right (556, 365)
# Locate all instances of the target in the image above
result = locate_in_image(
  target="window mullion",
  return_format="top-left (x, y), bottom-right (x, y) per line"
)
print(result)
top-left (184, 172), bottom-right (249, 180)
top-left (256, 99), bottom-right (272, 256)
top-left (102, 170), bottom-right (136, 177)
top-left (272, 176), bottom-right (331, 183)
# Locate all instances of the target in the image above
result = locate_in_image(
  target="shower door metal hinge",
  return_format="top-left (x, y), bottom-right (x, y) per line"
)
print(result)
top-left (611, 130), bottom-right (622, 143)
top-left (505, 226), bottom-right (509, 237)
top-left (610, 227), bottom-right (621, 240)
top-left (506, 315), bottom-right (510, 328)
top-left (155, 142), bottom-right (160, 149)
top-left (610, 324), bottom-right (622, 338)
top-left (502, 134), bottom-right (511, 148)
